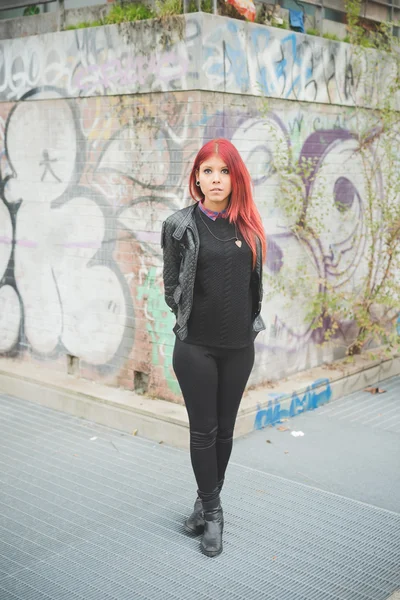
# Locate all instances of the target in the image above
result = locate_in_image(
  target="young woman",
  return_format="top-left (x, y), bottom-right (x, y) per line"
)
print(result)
top-left (161, 138), bottom-right (266, 558)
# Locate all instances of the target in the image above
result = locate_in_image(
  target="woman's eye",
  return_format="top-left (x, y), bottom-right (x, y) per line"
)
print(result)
top-left (202, 168), bottom-right (229, 174)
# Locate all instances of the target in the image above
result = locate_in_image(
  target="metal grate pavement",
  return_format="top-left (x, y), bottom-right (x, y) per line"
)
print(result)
top-left (317, 375), bottom-right (400, 432)
top-left (0, 391), bottom-right (399, 600)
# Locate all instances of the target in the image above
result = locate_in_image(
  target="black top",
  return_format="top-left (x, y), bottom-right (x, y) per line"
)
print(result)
top-left (184, 205), bottom-right (253, 349)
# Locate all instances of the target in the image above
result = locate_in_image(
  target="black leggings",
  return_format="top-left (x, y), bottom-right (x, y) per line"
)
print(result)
top-left (173, 337), bottom-right (255, 502)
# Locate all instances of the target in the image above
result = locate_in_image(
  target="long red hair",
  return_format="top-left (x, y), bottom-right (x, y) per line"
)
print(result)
top-left (189, 139), bottom-right (267, 268)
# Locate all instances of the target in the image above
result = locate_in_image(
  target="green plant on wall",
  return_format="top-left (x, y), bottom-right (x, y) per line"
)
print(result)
top-left (322, 32), bottom-right (340, 41)
top-left (275, 19), bottom-right (289, 30)
top-left (345, 0), bottom-right (393, 51)
top-left (106, 2), bottom-right (154, 24)
top-left (263, 0), bottom-right (400, 359)
top-left (66, 21), bottom-right (99, 30)
top-left (188, 0), bottom-right (213, 13)
top-left (65, 0), bottom-right (211, 29)
top-left (23, 5), bottom-right (40, 15)
top-left (155, 0), bottom-right (182, 17)
top-left (154, 0), bottom-right (213, 16)
top-left (65, 2), bottom-right (154, 30)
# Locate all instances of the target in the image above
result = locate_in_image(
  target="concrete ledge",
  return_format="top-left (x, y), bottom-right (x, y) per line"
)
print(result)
top-left (236, 350), bottom-right (400, 436)
top-left (0, 349), bottom-right (399, 449)
top-left (0, 359), bottom-right (190, 448)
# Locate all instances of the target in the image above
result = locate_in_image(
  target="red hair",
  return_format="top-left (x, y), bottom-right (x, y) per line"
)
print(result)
top-left (189, 139), bottom-right (267, 268)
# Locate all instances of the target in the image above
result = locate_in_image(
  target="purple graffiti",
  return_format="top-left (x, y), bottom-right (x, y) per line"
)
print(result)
top-left (73, 51), bottom-right (189, 92)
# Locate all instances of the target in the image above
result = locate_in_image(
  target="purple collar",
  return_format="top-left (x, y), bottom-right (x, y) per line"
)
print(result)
top-left (198, 201), bottom-right (228, 221)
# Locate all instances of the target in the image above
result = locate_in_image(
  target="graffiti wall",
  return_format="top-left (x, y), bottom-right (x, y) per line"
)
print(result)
top-left (254, 378), bottom-right (332, 429)
top-left (0, 15), bottom-right (395, 401)
top-left (0, 87), bottom-right (379, 399)
top-left (0, 90), bottom-right (199, 399)
top-left (0, 13), bottom-right (397, 108)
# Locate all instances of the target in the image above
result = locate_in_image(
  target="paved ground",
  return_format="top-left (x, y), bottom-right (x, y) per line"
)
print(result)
top-left (235, 374), bottom-right (400, 513)
top-left (0, 376), bottom-right (399, 600)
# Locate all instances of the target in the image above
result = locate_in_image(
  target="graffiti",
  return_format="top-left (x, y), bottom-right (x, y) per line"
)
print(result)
top-left (0, 86), bottom-right (197, 392)
top-left (0, 14), bottom-right (396, 108)
top-left (0, 19), bottom-right (197, 101)
top-left (137, 266), bottom-right (180, 395)
top-left (0, 17), bottom-right (395, 398)
top-left (73, 51), bottom-right (189, 94)
top-left (290, 113), bottom-right (352, 136)
top-left (0, 40), bottom-right (70, 100)
top-left (0, 88), bottom-right (133, 368)
top-left (0, 90), bottom-right (390, 394)
top-left (39, 149), bottom-right (62, 183)
top-left (202, 16), bottom-right (395, 107)
top-left (254, 378), bottom-right (332, 429)
top-left (0, 88), bottom-right (391, 395)
top-left (223, 111), bottom-right (374, 375)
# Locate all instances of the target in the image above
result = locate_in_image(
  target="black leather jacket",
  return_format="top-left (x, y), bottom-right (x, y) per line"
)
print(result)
top-left (161, 204), bottom-right (266, 341)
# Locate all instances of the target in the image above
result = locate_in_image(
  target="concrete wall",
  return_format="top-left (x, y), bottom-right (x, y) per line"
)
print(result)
top-left (0, 11), bottom-right (59, 39)
top-left (0, 13), bottom-right (396, 106)
top-left (0, 13), bottom-right (397, 401)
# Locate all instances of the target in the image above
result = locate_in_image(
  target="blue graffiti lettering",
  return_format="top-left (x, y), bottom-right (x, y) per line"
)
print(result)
top-left (254, 378), bottom-right (332, 430)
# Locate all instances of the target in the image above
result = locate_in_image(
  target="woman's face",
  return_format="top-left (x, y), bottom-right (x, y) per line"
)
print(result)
top-left (196, 154), bottom-right (232, 210)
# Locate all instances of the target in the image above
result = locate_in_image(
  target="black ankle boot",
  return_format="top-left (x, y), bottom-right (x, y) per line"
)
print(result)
top-left (184, 497), bottom-right (204, 535)
top-left (200, 496), bottom-right (224, 558)
top-left (184, 479), bottom-right (224, 536)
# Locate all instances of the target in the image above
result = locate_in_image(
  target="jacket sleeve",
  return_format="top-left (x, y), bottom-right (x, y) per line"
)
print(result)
top-left (161, 219), bottom-right (181, 316)
top-left (251, 236), bottom-right (264, 318)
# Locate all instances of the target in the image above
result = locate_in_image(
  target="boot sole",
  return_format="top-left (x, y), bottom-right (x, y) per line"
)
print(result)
top-left (184, 521), bottom-right (205, 536)
top-left (200, 544), bottom-right (223, 558)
